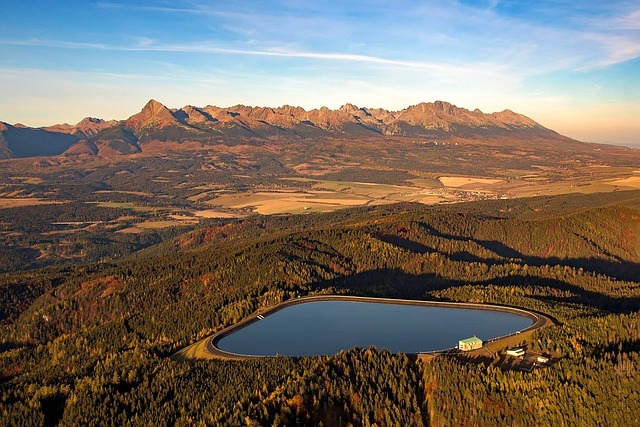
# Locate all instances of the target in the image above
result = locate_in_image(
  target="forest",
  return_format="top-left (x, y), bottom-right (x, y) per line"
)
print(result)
top-left (0, 202), bottom-right (194, 273)
top-left (1, 190), bottom-right (639, 425)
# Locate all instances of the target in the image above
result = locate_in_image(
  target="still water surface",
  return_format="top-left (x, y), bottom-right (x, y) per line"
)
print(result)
top-left (216, 300), bottom-right (533, 356)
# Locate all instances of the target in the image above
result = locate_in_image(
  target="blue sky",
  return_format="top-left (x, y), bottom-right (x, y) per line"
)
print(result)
top-left (0, 0), bottom-right (639, 145)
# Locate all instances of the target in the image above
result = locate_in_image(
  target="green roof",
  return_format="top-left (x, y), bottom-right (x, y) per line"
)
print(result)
top-left (459, 336), bottom-right (482, 345)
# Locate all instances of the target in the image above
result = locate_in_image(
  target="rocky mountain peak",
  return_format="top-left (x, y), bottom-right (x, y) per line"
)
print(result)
top-left (177, 105), bottom-right (214, 124)
top-left (491, 109), bottom-right (539, 127)
top-left (125, 99), bottom-right (179, 130)
top-left (339, 103), bottom-right (360, 114)
top-left (74, 117), bottom-right (118, 137)
top-left (432, 100), bottom-right (453, 110)
top-left (142, 99), bottom-right (168, 116)
top-left (77, 117), bottom-right (104, 126)
top-left (277, 105), bottom-right (306, 117)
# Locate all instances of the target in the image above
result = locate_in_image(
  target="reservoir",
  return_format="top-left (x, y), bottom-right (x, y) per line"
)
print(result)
top-left (214, 299), bottom-right (535, 357)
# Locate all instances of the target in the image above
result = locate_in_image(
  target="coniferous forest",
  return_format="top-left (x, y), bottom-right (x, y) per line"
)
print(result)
top-left (1, 190), bottom-right (639, 426)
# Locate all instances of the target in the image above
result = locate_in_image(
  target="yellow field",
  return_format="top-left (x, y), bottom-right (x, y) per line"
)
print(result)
top-left (606, 176), bottom-right (640, 188)
top-left (256, 200), bottom-right (363, 215)
top-left (206, 177), bottom-right (494, 215)
top-left (193, 210), bottom-right (244, 218)
top-left (115, 227), bottom-right (145, 234)
top-left (206, 191), bottom-right (312, 208)
top-left (139, 220), bottom-right (195, 228)
top-left (507, 175), bottom-right (640, 198)
top-left (116, 220), bottom-right (194, 234)
top-left (311, 181), bottom-right (420, 197)
top-left (10, 176), bottom-right (44, 184)
top-left (142, 167), bottom-right (640, 217)
top-left (0, 198), bottom-right (63, 209)
top-left (187, 191), bottom-right (214, 202)
top-left (439, 176), bottom-right (504, 188)
top-left (169, 214), bottom-right (198, 221)
top-left (206, 190), bottom-right (371, 215)
top-left (294, 170), bottom-right (625, 206)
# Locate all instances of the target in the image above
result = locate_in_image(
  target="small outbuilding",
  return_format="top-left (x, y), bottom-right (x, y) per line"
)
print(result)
top-left (506, 348), bottom-right (525, 357)
top-left (537, 355), bottom-right (550, 364)
top-left (458, 336), bottom-right (483, 351)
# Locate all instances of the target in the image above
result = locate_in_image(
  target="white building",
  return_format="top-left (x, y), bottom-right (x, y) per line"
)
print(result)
top-left (458, 336), bottom-right (483, 351)
top-left (506, 348), bottom-right (525, 357)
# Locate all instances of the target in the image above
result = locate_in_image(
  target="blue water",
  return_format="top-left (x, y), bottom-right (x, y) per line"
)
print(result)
top-left (216, 300), bottom-right (533, 356)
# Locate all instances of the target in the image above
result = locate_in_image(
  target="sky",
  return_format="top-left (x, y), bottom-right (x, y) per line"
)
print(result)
top-left (0, 0), bottom-right (639, 145)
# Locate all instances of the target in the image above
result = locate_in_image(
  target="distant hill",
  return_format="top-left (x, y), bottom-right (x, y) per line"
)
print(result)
top-left (0, 122), bottom-right (78, 158)
top-left (1, 99), bottom-right (575, 158)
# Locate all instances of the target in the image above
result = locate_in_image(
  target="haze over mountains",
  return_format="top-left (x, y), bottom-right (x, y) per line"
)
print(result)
top-left (0, 100), bottom-right (570, 159)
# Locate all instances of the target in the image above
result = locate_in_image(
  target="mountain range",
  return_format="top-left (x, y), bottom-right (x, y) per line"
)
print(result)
top-left (0, 100), bottom-right (569, 158)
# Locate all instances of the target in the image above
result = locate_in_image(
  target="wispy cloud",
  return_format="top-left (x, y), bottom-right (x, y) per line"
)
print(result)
top-left (615, 8), bottom-right (640, 30)
top-left (0, 66), bottom-right (225, 84)
top-left (582, 34), bottom-right (640, 69)
top-left (1, 38), bottom-right (111, 50)
top-left (93, 0), bottom-right (640, 71)
top-left (95, 1), bottom-right (208, 15)
top-left (0, 37), bottom-right (505, 80)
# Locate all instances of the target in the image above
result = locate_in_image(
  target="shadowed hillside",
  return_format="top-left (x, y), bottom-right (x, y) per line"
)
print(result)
top-left (1, 124), bottom-right (78, 158)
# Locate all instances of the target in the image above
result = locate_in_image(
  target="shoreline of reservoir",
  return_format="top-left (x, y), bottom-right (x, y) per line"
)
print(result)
top-left (193, 295), bottom-right (551, 360)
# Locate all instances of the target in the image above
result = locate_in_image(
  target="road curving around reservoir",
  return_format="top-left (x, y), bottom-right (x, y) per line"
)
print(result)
top-left (177, 295), bottom-right (552, 361)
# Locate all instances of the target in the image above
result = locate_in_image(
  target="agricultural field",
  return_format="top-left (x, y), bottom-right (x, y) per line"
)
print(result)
top-left (1, 135), bottom-right (639, 268)
top-left (0, 198), bottom-right (63, 208)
